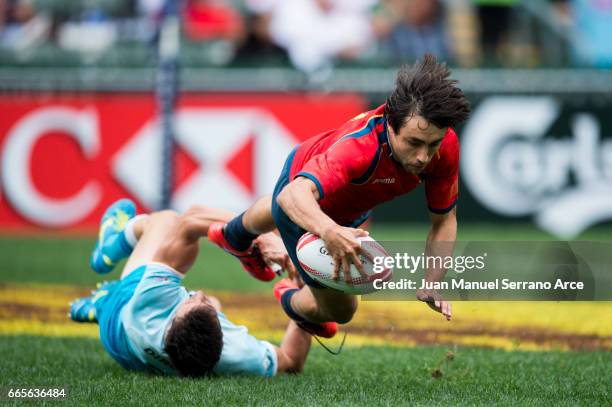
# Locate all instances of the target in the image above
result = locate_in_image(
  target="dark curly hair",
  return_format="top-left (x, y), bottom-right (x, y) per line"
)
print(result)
top-left (164, 305), bottom-right (223, 378)
top-left (385, 54), bottom-right (471, 132)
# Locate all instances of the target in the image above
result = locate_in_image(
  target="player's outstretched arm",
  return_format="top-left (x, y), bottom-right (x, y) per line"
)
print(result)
top-left (274, 320), bottom-right (312, 374)
top-left (276, 177), bottom-right (369, 282)
top-left (416, 207), bottom-right (457, 320)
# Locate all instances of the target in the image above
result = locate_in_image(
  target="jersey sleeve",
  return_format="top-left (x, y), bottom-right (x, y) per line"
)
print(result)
top-left (425, 130), bottom-right (459, 214)
top-left (295, 136), bottom-right (376, 199)
top-left (214, 312), bottom-right (278, 377)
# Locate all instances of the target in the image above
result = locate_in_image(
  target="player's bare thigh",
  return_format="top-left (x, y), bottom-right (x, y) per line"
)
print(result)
top-left (120, 210), bottom-right (179, 279)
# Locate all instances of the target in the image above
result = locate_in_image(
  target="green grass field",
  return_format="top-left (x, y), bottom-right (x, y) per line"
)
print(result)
top-left (1, 224), bottom-right (611, 406)
top-left (1, 336), bottom-right (610, 406)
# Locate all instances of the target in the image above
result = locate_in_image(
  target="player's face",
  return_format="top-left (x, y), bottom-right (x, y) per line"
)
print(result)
top-left (387, 115), bottom-right (447, 174)
top-left (175, 290), bottom-right (215, 319)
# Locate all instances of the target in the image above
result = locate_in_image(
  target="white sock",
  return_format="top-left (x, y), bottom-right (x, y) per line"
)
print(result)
top-left (123, 214), bottom-right (147, 248)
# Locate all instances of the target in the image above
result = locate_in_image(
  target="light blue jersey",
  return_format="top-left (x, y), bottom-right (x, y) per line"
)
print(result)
top-left (214, 311), bottom-right (277, 377)
top-left (96, 262), bottom-right (278, 377)
top-left (121, 262), bottom-right (190, 375)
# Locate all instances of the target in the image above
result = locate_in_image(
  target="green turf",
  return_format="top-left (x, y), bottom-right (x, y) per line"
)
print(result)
top-left (1, 224), bottom-right (610, 292)
top-left (0, 336), bottom-right (609, 406)
top-left (1, 226), bottom-right (611, 405)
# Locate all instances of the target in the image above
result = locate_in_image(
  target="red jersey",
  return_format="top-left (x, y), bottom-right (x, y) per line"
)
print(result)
top-left (289, 104), bottom-right (459, 226)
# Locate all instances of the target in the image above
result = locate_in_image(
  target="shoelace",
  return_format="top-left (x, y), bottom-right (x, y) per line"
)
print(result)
top-left (298, 324), bottom-right (347, 355)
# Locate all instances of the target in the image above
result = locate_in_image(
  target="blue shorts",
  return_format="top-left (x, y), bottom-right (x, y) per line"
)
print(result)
top-left (94, 267), bottom-right (148, 372)
top-left (271, 148), bottom-right (371, 289)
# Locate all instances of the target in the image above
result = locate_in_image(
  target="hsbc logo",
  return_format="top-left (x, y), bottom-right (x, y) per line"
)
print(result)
top-left (461, 97), bottom-right (612, 238)
top-left (1, 107), bottom-right (102, 227)
top-left (1, 106), bottom-right (296, 227)
top-left (112, 108), bottom-right (296, 213)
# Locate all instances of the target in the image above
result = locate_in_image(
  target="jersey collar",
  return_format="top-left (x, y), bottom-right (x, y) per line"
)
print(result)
top-left (378, 117), bottom-right (402, 164)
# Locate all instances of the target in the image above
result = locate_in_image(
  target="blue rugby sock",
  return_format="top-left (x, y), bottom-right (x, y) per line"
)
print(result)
top-left (280, 288), bottom-right (305, 322)
top-left (224, 212), bottom-right (259, 251)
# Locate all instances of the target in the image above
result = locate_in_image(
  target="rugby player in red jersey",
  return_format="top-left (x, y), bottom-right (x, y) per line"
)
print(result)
top-left (208, 55), bottom-right (471, 337)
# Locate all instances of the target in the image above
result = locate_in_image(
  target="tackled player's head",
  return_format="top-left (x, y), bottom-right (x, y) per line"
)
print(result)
top-left (164, 291), bottom-right (223, 377)
top-left (384, 54), bottom-right (470, 173)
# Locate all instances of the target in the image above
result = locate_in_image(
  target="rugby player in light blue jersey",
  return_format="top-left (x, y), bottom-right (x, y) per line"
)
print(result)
top-left (69, 199), bottom-right (310, 378)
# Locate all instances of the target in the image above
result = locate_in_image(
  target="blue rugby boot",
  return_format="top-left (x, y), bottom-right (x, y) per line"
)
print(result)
top-left (69, 297), bottom-right (97, 323)
top-left (69, 280), bottom-right (120, 323)
top-left (90, 199), bottom-right (136, 274)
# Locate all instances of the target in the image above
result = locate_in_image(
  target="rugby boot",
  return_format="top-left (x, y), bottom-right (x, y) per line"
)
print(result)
top-left (273, 278), bottom-right (338, 338)
top-left (90, 199), bottom-right (136, 274)
top-left (208, 222), bottom-right (276, 282)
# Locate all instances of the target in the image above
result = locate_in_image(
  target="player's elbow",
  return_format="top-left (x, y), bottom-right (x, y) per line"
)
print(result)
top-left (279, 352), bottom-right (305, 374)
top-left (277, 179), bottom-right (316, 211)
top-left (287, 359), bottom-right (305, 374)
top-left (275, 185), bottom-right (293, 212)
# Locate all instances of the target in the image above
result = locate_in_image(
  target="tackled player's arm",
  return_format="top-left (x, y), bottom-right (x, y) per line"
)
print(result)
top-left (274, 320), bottom-right (312, 374)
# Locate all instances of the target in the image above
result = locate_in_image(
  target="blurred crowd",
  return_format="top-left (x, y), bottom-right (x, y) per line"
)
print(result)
top-left (1, 0), bottom-right (611, 70)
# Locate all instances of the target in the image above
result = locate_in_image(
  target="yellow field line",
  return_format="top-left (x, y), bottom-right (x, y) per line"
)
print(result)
top-left (1, 284), bottom-right (611, 351)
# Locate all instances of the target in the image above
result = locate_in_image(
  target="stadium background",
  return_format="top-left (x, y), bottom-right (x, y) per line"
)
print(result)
top-left (0, 0), bottom-right (611, 405)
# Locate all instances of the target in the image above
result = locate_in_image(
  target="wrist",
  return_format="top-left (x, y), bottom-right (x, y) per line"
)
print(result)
top-left (318, 221), bottom-right (339, 240)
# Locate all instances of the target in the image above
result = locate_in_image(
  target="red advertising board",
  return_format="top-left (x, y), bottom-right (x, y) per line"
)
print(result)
top-left (0, 93), bottom-right (366, 231)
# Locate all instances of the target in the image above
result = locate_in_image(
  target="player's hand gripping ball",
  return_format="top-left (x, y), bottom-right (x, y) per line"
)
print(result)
top-left (296, 232), bottom-right (393, 294)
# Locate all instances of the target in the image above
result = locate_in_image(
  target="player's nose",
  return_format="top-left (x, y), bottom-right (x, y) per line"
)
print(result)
top-left (416, 147), bottom-right (429, 164)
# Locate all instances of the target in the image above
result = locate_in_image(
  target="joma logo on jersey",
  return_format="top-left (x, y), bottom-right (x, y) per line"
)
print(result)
top-left (144, 347), bottom-right (172, 368)
top-left (373, 178), bottom-right (395, 184)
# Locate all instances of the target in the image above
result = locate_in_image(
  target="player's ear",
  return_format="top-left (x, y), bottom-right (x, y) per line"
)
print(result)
top-left (387, 122), bottom-right (395, 137)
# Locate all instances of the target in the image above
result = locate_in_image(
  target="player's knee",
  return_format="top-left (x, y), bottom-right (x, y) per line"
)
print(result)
top-left (325, 299), bottom-right (358, 324)
top-left (152, 209), bottom-right (179, 224)
top-left (183, 204), bottom-right (212, 218)
top-left (287, 358), bottom-right (305, 374)
top-left (275, 187), bottom-right (290, 209)
top-left (145, 210), bottom-right (179, 234)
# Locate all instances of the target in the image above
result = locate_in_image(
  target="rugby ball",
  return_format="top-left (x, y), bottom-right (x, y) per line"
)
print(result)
top-left (296, 232), bottom-right (393, 294)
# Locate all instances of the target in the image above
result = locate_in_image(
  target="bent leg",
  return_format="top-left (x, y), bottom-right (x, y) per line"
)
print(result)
top-left (153, 204), bottom-right (239, 274)
top-left (223, 195), bottom-right (276, 251)
top-left (290, 286), bottom-right (358, 324)
top-left (121, 204), bottom-right (236, 279)
top-left (120, 210), bottom-right (178, 279)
